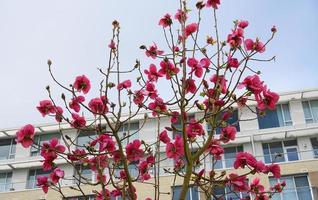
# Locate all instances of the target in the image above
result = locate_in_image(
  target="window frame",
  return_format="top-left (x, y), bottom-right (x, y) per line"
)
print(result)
top-left (269, 174), bottom-right (313, 200)
top-left (26, 168), bottom-right (51, 189)
top-left (171, 185), bottom-right (200, 200)
top-left (262, 140), bottom-right (299, 164)
top-left (257, 103), bottom-right (292, 129)
top-left (302, 100), bottom-right (318, 123)
top-left (209, 146), bottom-right (244, 170)
top-left (0, 138), bottom-right (16, 160)
top-left (0, 171), bottom-right (13, 192)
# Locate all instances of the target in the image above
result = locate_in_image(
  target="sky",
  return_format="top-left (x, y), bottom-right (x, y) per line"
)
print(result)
top-left (0, 0), bottom-right (318, 129)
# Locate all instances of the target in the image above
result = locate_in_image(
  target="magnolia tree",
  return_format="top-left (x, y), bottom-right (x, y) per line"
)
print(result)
top-left (16, 0), bottom-right (285, 200)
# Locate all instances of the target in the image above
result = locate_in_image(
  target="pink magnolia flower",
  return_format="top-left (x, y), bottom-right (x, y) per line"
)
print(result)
top-left (67, 148), bottom-right (87, 161)
top-left (146, 155), bottom-right (155, 165)
top-left (148, 97), bottom-right (167, 116)
top-left (49, 168), bottom-right (64, 184)
top-left (227, 56), bottom-right (239, 68)
top-left (108, 39), bottom-right (116, 49)
top-left (184, 23), bottom-right (198, 37)
top-left (239, 75), bottom-right (264, 95)
top-left (244, 39), bottom-right (266, 53)
top-left (238, 20), bottom-right (249, 29)
top-left (250, 177), bottom-right (265, 194)
top-left (54, 106), bottom-right (63, 122)
top-left (90, 134), bottom-right (115, 152)
top-left (42, 157), bottom-right (55, 171)
top-left (219, 126), bottom-right (236, 143)
top-left (227, 28), bottom-right (244, 49)
top-left (16, 124), bottom-right (35, 148)
top-left (117, 80), bottom-right (132, 90)
top-left (158, 59), bottom-right (180, 80)
top-left (187, 58), bottom-right (203, 78)
top-left (227, 173), bottom-right (249, 192)
top-left (125, 140), bottom-right (144, 162)
top-left (265, 163), bottom-right (281, 178)
top-left (96, 189), bottom-right (111, 200)
top-left (69, 96), bottom-right (85, 112)
top-left (36, 176), bottom-right (49, 193)
top-left (200, 58), bottom-right (211, 68)
top-left (159, 130), bottom-right (170, 144)
top-left (159, 13), bottom-right (172, 28)
top-left (233, 152), bottom-right (257, 169)
top-left (185, 79), bottom-right (197, 94)
top-left (41, 137), bottom-right (66, 161)
top-left (89, 155), bottom-right (108, 171)
top-left (165, 135), bottom-right (184, 160)
top-left (146, 82), bottom-right (158, 99)
top-left (210, 74), bottom-right (228, 94)
top-left (71, 113), bottom-right (86, 128)
top-left (88, 97), bottom-right (108, 115)
top-left (206, 0), bottom-right (221, 9)
top-left (36, 100), bottom-right (55, 117)
top-left (186, 119), bottom-right (204, 139)
top-left (257, 87), bottom-right (279, 110)
top-left (97, 174), bottom-right (106, 184)
top-left (145, 43), bottom-right (164, 59)
top-left (170, 111), bottom-right (180, 123)
top-left (144, 64), bottom-right (163, 82)
top-left (174, 9), bottom-right (187, 23)
top-left (207, 140), bottom-right (224, 160)
top-left (133, 89), bottom-right (147, 105)
top-left (73, 75), bottom-right (91, 94)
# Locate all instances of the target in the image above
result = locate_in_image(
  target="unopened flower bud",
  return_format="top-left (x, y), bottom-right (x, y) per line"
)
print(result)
top-left (196, 1), bottom-right (205, 9)
top-left (271, 25), bottom-right (277, 33)
top-left (61, 93), bottom-right (65, 100)
top-left (47, 59), bottom-right (52, 66)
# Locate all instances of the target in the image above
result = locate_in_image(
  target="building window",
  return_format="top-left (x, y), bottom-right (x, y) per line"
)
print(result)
top-left (0, 138), bottom-right (16, 160)
top-left (262, 140), bottom-right (299, 164)
top-left (302, 100), bottom-right (318, 123)
top-left (27, 169), bottom-right (50, 189)
top-left (269, 175), bottom-right (312, 200)
top-left (77, 132), bottom-right (98, 150)
top-left (310, 137), bottom-right (318, 158)
top-left (212, 184), bottom-right (249, 200)
top-left (74, 165), bottom-right (94, 184)
top-left (172, 185), bottom-right (199, 200)
top-left (257, 104), bottom-right (292, 129)
top-left (0, 172), bottom-right (12, 192)
top-left (207, 110), bottom-right (240, 135)
top-left (30, 133), bottom-right (60, 156)
top-left (118, 122), bottom-right (139, 145)
top-left (114, 161), bottom-right (139, 179)
top-left (211, 146), bottom-right (243, 169)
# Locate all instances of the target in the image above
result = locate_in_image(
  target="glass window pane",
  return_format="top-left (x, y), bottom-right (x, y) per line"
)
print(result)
top-left (269, 142), bottom-right (285, 163)
top-left (283, 140), bottom-right (297, 147)
top-left (282, 104), bottom-right (292, 125)
top-left (286, 148), bottom-right (299, 161)
top-left (77, 132), bottom-right (97, 149)
top-left (258, 109), bottom-right (280, 129)
top-left (277, 105), bottom-right (284, 127)
top-left (172, 186), bottom-right (192, 200)
top-left (310, 100), bottom-right (318, 123)
top-left (303, 101), bottom-right (313, 122)
top-left (310, 138), bottom-right (318, 157)
top-left (0, 139), bottom-right (13, 160)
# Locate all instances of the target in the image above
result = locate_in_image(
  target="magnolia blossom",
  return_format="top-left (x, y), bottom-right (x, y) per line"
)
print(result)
top-left (184, 23), bottom-right (198, 37)
top-left (166, 135), bottom-right (184, 160)
top-left (73, 75), bottom-right (91, 94)
top-left (71, 113), bottom-right (86, 128)
top-left (148, 97), bottom-right (167, 116)
top-left (133, 89), bottom-right (146, 105)
top-left (159, 13), bottom-right (172, 28)
top-left (125, 140), bottom-right (144, 162)
top-left (238, 20), bottom-right (249, 29)
top-left (158, 59), bottom-right (180, 80)
top-left (186, 119), bottom-right (204, 139)
top-left (227, 28), bottom-right (244, 49)
top-left (36, 100), bottom-right (55, 117)
top-left (49, 168), bottom-right (65, 184)
top-left (16, 124), bottom-right (35, 148)
top-left (88, 97), bottom-right (108, 114)
top-left (145, 43), bottom-right (164, 59)
top-left (239, 75), bottom-right (264, 95)
top-left (69, 96), bottom-right (85, 112)
top-left (174, 9), bottom-right (187, 23)
top-left (185, 79), bottom-right (197, 94)
top-left (159, 130), bottom-right (170, 144)
top-left (117, 80), bottom-right (132, 90)
top-left (245, 38), bottom-right (266, 53)
top-left (219, 126), bottom-right (236, 143)
top-left (144, 64), bottom-right (163, 82)
top-left (41, 137), bottom-right (66, 161)
top-left (210, 74), bottom-right (228, 94)
top-left (206, 0), bottom-right (221, 9)
top-left (36, 176), bottom-right (49, 193)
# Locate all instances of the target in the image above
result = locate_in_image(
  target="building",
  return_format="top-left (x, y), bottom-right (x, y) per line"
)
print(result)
top-left (0, 88), bottom-right (318, 200)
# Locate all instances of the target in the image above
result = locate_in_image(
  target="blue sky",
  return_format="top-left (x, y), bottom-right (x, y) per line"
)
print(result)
top-left (0, 0), bottom-right (317, 128)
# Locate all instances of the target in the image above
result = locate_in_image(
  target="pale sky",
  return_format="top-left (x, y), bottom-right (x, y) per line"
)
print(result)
top-left (1, 0), bottom-right (318, 129)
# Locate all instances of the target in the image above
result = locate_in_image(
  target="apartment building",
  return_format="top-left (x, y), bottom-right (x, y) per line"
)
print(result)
top-left (0, 88), bottom-right (317, 200)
